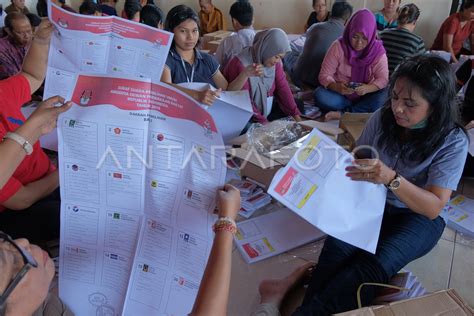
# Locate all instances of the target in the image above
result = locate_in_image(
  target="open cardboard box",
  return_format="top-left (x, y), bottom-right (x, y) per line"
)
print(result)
top-left (334, 289), bottom-right (473, 316)
top-left (337, 113), bottom-right (372, 150)
top-left (227, 120), bottom-right (344, 189)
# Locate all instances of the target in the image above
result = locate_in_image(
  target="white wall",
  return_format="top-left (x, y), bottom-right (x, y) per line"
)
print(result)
top-left (1, 0), bottom-right (452, 46)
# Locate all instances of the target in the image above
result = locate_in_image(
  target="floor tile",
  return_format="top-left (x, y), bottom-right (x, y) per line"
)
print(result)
top-left (440, 226), bottom-right (456, 242)
top-left (405, 239), bottom-right (454, 292)
top-left (228, 250), bottom-right (308, 316)
top-left (449, 239), bottom-right (474, 307)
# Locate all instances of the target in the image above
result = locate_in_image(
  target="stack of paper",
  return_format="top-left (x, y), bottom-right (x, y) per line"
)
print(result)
top-left (228, 179), bottom-right (272, 218)
top-left (374, 270), bottom-right (426, 303)
top-left (441, 195), bottom-right (474, 237)
top-left (234, 208), bottom-right (326, 263)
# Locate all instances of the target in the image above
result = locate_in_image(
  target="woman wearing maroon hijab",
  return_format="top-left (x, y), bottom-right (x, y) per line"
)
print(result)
top-left (315, 9), bottom-right (389, 120)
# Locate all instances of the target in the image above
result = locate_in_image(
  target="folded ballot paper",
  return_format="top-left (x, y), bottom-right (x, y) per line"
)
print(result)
top-left (235, 208), bottom-right (325, 263)
top-left (228, 179), bottom-right (272, 218)
top-left (268, 128), bottom-right (387, 253)
top-left (177, 83), bottom-right (253, 142)
top-left (441, 195), bottom-right (474, 237)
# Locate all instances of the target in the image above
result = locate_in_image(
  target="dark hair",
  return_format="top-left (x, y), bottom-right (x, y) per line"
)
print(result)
top-left (26, 13), bottom-right (41, 27)
top-left (79, 0), bottom-right (102, 15)
top-left (165, 5), bottom-right (200, 33)
top-left (378, 55), bottom-right (464, 162)
top-left (397, 3), bottom-right (420, 24)
top-left (36, 0), bottom-right (48, 17)
top-left (331, 1), bottom-right (353, 20)
top-left (229, 0), bottom-right (253, 27)
top-left (4, 12), bottom-right (30, 30)
top-left (312, 0), bottom-right (326, 7)
top-left (124, 0), bottom-right (141, 20)
top-left (461, 0), bottom-right (474, 11)
top-left (140, 4), bottom-right (163, 28)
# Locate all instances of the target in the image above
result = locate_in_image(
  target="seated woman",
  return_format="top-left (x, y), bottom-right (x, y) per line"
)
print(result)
top-left (379, 3), bottom-right (426, 75)
top-left (254, 55), bottom-right (468, 315)
top-left (431, 0), bottom-right (474, 63)
top-left (304, 0), bottom-right (329, 32)
top-left (374, 0), bottom-right (400, 31)
top-left (315, 9), bottom-right (388, 121)
top-left (161, 5), bottom-right (229, 106)
top-left (139, 4), bottom-right (163, 29)
top-left (224, 28), bottom-right (302, 124)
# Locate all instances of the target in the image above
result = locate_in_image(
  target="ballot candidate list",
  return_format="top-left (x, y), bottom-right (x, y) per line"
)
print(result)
top-left (57, 76), bottom-right (226, 315)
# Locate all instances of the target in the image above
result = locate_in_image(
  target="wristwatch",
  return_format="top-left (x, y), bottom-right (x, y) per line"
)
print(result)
top-left (4, 132), bottom-right (33, 155)
top-left (387, 173), bottom-right (401, 191)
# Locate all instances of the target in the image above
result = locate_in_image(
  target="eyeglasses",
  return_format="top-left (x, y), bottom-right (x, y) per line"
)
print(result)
top-left (0, 232), bottom-right (38, 316)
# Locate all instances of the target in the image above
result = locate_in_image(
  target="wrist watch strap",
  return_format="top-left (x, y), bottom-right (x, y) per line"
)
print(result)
top-left (4, 132), bottom-right (33, 155)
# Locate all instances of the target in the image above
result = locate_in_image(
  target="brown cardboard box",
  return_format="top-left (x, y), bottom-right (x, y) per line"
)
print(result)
top-left (227, 120), bottom-right (344, 189)
top-left (335, 289), bottom-right (474, 316)
top-left (338, 113), bottom-right (372, 150)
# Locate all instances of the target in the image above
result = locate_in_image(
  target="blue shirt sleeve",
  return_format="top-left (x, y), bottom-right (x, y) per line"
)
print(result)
top-left (426, 128), bottom-right (468, 190)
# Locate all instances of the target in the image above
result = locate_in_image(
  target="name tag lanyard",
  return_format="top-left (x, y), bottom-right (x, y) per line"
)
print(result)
top-left (181, 58), bottom-right (195, 83)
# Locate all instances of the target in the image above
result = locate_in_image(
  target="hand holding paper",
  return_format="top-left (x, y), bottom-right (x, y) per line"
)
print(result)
top-left (346, 158), bottom-right (397, 185)
top-left (217, 184), bottom-right (241, 220)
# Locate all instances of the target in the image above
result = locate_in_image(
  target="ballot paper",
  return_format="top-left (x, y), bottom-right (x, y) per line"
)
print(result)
top-left (268, 128), bottom-right (387, 253)
top-left (234, 208), bottom-right (325, 263)
top-left (177, 83), bottom-right (253, 142)
top-left (21, 103), bottom-right (59, 151)
top-left (441, 195), bottom-right (474, 237)
top-left (44, 2), bottom-right (173, 100)
top-left (57, 75), bottom-right (226, 315)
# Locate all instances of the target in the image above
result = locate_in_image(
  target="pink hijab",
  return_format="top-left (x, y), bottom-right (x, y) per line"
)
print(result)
top-left (338, 9), bottom-right (386, 84)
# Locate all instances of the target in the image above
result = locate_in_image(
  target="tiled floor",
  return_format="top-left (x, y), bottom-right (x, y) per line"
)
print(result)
top-left (228, 177), bottom-right (474, 315)
top-left (406, 177), bottom-right (474, 307)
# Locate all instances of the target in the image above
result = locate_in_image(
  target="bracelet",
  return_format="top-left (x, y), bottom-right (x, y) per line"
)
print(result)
top-left (3, 132), bottom-right (33, 155)
top-left (215, 216), bottom-right (236, 228)
top-left (213, 222), bottom-right (237, 235)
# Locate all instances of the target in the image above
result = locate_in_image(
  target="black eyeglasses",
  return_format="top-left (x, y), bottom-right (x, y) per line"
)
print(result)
top-left (0, 232), bottom-right (38, 316)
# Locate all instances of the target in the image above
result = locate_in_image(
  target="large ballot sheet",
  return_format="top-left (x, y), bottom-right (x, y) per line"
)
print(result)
top-left (58, 75), bottom-right (226, 315)
top-left (44, 2), bottom-right (172, 100)
top-left (268, 128), bottom-right (387, 253)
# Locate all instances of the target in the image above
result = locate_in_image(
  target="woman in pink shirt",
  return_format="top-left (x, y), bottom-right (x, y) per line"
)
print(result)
top-left (315, 9), bottom-right (389, 120)
top-left (224, 28), bottom-right (302, 124)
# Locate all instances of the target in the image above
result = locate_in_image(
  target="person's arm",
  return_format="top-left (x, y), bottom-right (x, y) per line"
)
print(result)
top-left (211, 70), bottom-right (228, 90)
top-left (347, 159), bottom-right (451, 219)
top-left (273, 62), bottom-right (301, 121)
top-left (0, 96), bottom-right (72, 188)
top-left (319, 41), bottom-right (346, 90)
top-left (160, 67), bottom-right (220, 105)
top-left (20, 19), bottom-right (54, 94)
top-left (226, 63), bottom-right (263, 91)
top-left (3, 170), bottom-right (59, 210)
top-left (443, 34), bottom-right (458, 63)
top-left (191, 184), bottom-right (240, 315)
top-left (347, 133), bottom-right (468, 219)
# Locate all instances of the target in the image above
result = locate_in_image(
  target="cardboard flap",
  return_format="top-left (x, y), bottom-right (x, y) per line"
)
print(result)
top-left (300, 120), bottom-right (344, 136)
top-left (227, 147), bottom-right (282, 169)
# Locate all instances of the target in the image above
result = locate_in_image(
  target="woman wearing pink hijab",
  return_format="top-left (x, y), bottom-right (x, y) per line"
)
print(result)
top-left (315, 9), bottom-right (389, 120)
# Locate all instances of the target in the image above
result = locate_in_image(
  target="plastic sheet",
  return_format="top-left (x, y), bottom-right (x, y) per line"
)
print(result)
top-left (246, 119), bottom-right (310, 157)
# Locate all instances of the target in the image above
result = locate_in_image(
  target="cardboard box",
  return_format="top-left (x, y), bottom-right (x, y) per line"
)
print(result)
top-left (227, 120), bottom-right (344, 189)
top-left (335, 289), bottom-right (474, 316)
top-left (204, 40), bottom-right (221, 53)
top-left (338, 113), bottom-right (372, 150)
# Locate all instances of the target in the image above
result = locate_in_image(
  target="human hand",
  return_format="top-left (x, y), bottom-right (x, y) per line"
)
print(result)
top-left (197, 88), bottom-right (221, 106)
top-left (23, 96), bottom-right (72, 138)
top-left (293, 115), bottom-right (302, 122)
top-left (330, 82), bottom-right (353, 95)
top-left (345, 158), bottom-right (396, 185)
top-left (466, 120), bottom-right (474, 130)
top-left (216, 184), bottom-right (241, 220)
top-left (354, 84), bottom-right (372, 96)
top-left (34, 19), bottom-right (54, 43)
top-left (244, 63), bottom-right (264, 77)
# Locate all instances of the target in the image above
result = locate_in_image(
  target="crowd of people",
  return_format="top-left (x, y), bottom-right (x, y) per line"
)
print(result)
top-left (0, 0), bottom-right (473, 315)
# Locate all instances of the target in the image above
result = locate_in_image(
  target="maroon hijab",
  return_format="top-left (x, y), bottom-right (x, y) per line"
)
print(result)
top-left (338, 9), bottom-right (386, 84)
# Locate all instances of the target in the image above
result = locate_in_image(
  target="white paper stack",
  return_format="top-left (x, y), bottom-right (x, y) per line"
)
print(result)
top-left (374, 270), bottom-right (426, 303)
top-left (228, 179), bottom-right (272, 218)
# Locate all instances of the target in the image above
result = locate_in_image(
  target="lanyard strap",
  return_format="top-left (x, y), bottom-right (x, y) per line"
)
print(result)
top-left (180, 58), bottom-right (195, 83)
